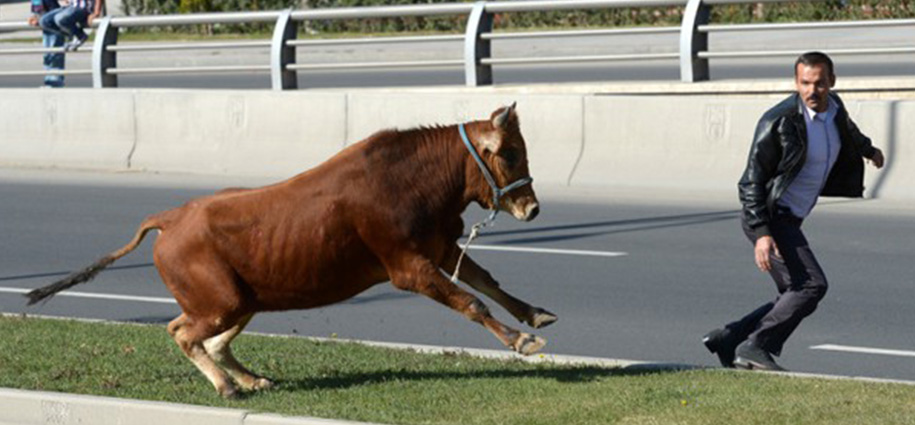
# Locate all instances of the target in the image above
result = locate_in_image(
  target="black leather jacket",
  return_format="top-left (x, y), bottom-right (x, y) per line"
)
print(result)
top-left (738, 92), bottom-right (877, 238)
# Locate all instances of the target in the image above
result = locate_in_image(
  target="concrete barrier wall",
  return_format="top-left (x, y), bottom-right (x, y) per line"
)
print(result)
top-left (574, 96), bottom-right (901, 198)
top-left (131, 91), bottom-right (348, 177)
top-left (575, 96), bottom-right (766, 192)
top-left (345, 93), bottom-right (584, 186)
top-left (867, 101), bottom-right (912, 201)
top-left (0, 88), bottom-right (910, 201)
top-left (0, 90), bottom-right (135, 170)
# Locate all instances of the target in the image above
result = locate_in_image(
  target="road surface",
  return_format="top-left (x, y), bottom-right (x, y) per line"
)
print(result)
top-left (1, 26), bottom-right (912, 89)
top-left (1, 168), bottom-right (912, 381)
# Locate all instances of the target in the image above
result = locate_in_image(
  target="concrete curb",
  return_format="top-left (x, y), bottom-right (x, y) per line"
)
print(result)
top-left (0, 387), bottom-right (385, 425)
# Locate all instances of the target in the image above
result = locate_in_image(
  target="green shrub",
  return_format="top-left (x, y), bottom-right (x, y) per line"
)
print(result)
top-left (121, 0), bottom-right (301, 33)
top-left (118, 0), bottom-right (915, 35)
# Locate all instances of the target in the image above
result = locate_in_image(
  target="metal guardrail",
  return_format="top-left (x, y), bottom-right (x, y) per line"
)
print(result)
top-left (0, 0), bottom-right (912, 89)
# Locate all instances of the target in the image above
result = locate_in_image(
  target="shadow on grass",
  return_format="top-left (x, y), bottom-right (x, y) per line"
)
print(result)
top-left (274, 363), bottom-right (703, 393)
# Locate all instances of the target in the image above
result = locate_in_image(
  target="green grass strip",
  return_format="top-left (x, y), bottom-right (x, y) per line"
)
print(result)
top-left (1, 315), bottom-right (914, 424)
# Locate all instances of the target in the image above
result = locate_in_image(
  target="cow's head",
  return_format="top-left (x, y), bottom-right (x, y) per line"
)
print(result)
top-left (471, 104), bottom-right (539, 222)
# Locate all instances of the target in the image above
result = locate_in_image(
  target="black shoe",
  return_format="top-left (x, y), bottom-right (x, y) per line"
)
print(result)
top-left (702, 328), bottom-right (737, 368)
top-left (734, 340), bottom-right (787, 372)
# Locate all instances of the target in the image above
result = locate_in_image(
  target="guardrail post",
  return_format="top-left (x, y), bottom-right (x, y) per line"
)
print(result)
top-left (271, 9), bottom-right (297, 90)
top-left (464, 1), bottom-right (493, 87)
top-left (680, 0), bottom-right (710, 82)
top-left (92, 16), bottom-right (118, 88)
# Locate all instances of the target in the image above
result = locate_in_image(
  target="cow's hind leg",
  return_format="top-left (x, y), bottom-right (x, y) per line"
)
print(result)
top-left (203, 313), bottom-right (274, 392)
top-left (391, 258), bottom-right (545, 355)
top-left (167, 313), bottom-right (238, 398)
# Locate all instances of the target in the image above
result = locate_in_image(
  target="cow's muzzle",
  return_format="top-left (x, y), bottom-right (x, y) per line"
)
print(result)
top-left (512, 200), bottom-right (540, 222)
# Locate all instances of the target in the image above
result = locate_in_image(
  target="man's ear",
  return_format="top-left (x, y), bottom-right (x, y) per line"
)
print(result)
top-left (491, 102), bottom-right (516, 130)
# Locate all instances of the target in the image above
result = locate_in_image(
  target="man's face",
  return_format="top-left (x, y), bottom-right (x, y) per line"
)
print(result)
top-left (795, 63), bottom-right (835, 113)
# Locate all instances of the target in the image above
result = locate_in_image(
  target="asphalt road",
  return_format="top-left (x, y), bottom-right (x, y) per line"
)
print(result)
top-left (1, 26), bottom-right (913, 89)
top-left (1, 168), bottom-right (913, 381)
top-left (1, 57), bottom-right (912, 90)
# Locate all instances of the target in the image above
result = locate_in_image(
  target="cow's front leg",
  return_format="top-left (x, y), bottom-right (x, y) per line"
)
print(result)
top-left (442, 248), bottom-right (557, 329)
top-left (391, 257), bottom-right (546, 355)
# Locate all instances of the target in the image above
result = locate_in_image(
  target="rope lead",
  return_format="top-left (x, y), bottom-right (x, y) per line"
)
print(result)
top-left (449, 210), bottom-right (498, 284)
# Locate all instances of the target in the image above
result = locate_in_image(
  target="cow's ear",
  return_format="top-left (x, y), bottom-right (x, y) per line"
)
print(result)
top-left (490, 102), bottom-right (516, 129)
top-left (477, 129), bottom-right (502, 154)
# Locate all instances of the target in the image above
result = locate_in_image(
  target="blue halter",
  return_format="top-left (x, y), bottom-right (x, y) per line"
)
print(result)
top-left (449, 122), bottom-right (533, 284)
top-left (458, 123), bottom-right (533, 219)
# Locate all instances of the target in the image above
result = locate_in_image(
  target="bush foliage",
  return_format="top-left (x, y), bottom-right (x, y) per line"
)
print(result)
top-left (118, 0), bottom-right (915, 34)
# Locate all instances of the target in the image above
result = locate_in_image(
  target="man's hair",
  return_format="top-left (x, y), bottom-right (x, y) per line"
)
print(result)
top-left (794, 51), bottom-right (834, 77)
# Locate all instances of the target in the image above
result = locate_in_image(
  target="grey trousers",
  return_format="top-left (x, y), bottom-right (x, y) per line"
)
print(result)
top-left (726, 208), bottom-right (829, 356)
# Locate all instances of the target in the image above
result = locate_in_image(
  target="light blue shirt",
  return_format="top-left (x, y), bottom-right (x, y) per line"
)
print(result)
top-left (777, 99), bottom-right (841, 218)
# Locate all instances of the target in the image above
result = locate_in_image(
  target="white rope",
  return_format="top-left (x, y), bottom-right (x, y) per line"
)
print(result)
top-left (450, 122), bottom-right (529, 284)
top-left (449, 211), bottom-right (497, 284)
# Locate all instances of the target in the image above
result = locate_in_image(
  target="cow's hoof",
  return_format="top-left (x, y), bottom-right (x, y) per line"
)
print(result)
top-left (513, 333), bottom-right (546, 356)
top-left (218, 385), bottom-right (239, 399)
top-left (238, 376), bottom-right (274, 392)
top-left (529, 308), bottom-right (558, 329)
top-left (252, 378), bottom-right (274, 391)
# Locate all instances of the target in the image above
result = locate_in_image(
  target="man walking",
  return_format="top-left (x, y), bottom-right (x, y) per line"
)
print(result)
top-left (703, 52), bottom-right (885, 371)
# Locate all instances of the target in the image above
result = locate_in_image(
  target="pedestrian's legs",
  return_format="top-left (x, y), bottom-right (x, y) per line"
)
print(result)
top-left (724, 301), bottom-right (774, 343)
top-left (721, 217), bottom-right (794, 341)
top-left (38, 8), bottom-right (67, 37)
top-left (746, 212), bottom-right (828, 356)
top-left (52, 7), bottom-right (89, 41)
top-left (42, 30), bottom-right (66, 87)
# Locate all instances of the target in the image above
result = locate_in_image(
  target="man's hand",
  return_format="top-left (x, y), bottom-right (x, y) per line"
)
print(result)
top-left (868, 148), bottom-right (885, 169)
top-left (88, 13), bottom-right (100, 27)
top-left (27, 15), bottom-right (39, 27)
top-left (754, 236), bottom-right (781, 272)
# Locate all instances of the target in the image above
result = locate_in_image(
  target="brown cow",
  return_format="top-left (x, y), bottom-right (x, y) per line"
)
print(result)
top-left (27, 104), bottom-right (557, 398)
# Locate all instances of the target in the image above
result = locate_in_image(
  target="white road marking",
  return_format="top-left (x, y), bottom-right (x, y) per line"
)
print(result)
top-left (0, 244), bottom-right (622, 305)
top-left (811, 344), bottom-right (915, 358)
top-left (0, 287), bottom-right (176, 304)
top-left (467, 244), bottom-right (628, 258)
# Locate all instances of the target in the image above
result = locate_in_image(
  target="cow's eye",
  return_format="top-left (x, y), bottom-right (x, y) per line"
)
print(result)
top-left (500, 149), bottom-right (519, 167)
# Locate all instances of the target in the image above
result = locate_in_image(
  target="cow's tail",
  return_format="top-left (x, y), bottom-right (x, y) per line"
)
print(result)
top-left (26, 215), bottom-right (163, 306)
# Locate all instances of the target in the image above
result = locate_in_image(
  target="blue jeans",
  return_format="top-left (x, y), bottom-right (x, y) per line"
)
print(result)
top-left (42, 29), bottom-right (65, 87)
top-left (39, 6), bottom-right (89, 41)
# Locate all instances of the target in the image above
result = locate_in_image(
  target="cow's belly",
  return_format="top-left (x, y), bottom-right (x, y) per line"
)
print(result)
top-left (237, 232), bottom-right (391, 312)
top-left (256, 263), bottom-right (389, 311)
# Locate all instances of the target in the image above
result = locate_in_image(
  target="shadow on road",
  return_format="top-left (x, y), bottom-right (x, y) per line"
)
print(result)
top-left (0, 262), bottom-right (156, 283)
top-left (128, 315), bottom-right (175, 324)
top-left (342, 291), bottom-right (416, 305)
top-left (474, 210), bottom-right (740, 245)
